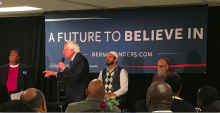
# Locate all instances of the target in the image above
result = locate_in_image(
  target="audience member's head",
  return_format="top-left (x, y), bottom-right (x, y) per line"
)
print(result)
top-left (165, 75), bottom-right (182, 96)
top-left (20, 88), bottom-right (46, 112)
top-left (197, 86), bottom-right (219, 111)
top-left (0, 83), bottom-right (10, 106)
top-left (157, 58), bottom-right (171, 77)
top-left (206, 100), bottom-right (220, 112)
top-left (0, 100), bottom-right (35, 112)
top-left (86, 79), bottom-right (105, 98)
top-left (147, 81), bottom-right (173, 112)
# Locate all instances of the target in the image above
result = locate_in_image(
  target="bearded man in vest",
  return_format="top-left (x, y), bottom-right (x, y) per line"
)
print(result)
top-left (98, 51), bottom-right (128, 111)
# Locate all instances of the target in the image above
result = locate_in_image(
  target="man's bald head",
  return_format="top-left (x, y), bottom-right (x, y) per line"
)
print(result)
top-left (86, 79), bottom-right (105, 98)
top-left (21, 88), bottom-right (37, 101)
top-left (147, 81), bottom-right (173, 112)
top-left (20, 88), bottom-right (45, 109)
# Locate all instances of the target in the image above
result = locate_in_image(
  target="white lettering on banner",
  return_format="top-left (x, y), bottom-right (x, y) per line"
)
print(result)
top-left (92, 52), bottom-right (107, 57)
top-left (112, 31), bottom-right (121, 42)
top-left (92, 52), bottom-right (153, 57)
top-left (127, 52), bottom-right (130, 57)
top-left (104, 31), bottom-right (111, 42)
top-left (188, 28), bottom-right (191, 39)
top-left (72, 32), bottom-right (78, 42)
top-left (95, 31), bottom-right (101, 42)
top-left (118, 52), bottom-right (153, 57)
top-left (151, 30), bottom-right (154, 41)
top-left (92, 52), bottom-right (95, 57)
top-left (156, 29), bottom-right (163, 40)
top-left (103, 52), bottom-right (107, 57)
top-left (134, 52), bottom-right (138, 57)
top-left (193, 28), bottom-right (203, 39)
top-left (143, 30), bottom-right (150, 41)
top-left (49, 63), bottom-right (58, 69)
top-left (164, 29), bottom-right (173, 40)
top-left (148, 52), bottom-right (153, 56)
top-left (125, 31), bottom-right (132, 41)
top-left (49, 63), bottom-right (69, 69)
top-left (49, 32), bottom-right (55, 42)
top-left (80, 32), bottom-right (86, 42)
top-left (134, 30), bottom-right (142, 41)
top-left (123, 28), bottom-right (204, 41)
top-left (64, 32), bottom-right (71, 42)
top-left (48, 28), bottom-right (204, 42)
top-left (58, 32), bottom-right (63, 42)
top-left (88, 32), bottom-right (94, 42)
top-left (175, 28), bottom-right (183, 39)
top-left (139, 52), bottom-right (143, 57)
top-left (188, 28), bottom-right (203, 39)
top-left (99, 52), bottom-right (102, 57)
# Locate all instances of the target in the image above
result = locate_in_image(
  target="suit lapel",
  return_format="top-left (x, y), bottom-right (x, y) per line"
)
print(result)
top-left (70, 53), bottom-right (79, 68)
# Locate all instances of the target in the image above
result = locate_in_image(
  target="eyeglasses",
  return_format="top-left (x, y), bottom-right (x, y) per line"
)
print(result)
top-left (63, 49), bottom-right (70, 52)
top-left (156, 65), bottom-right (167, 68)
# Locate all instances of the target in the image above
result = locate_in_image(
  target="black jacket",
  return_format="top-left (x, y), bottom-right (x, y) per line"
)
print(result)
top-left (135, 98), bottom-right (195, 112)
top-left (0, 63), bottom-right (34, 92)
top-left (57, 53), bottom-right (91, 104)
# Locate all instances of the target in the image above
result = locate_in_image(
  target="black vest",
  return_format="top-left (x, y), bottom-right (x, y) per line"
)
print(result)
top-left (102, 66), bottom-right (122, 93)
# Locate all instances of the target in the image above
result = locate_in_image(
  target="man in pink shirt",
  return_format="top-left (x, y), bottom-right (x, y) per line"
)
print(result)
top-left (0, 49), bottom-right (33, 95)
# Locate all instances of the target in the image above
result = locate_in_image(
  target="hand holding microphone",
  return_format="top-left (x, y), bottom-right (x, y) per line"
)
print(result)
top-left (57, 57), bottom-right (66, 72)
top-left (43, 57), bottom-right (65, 78)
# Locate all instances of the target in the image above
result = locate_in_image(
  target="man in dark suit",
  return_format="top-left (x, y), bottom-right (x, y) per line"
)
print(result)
top-left (0, 49), bottom-right (33, 95)
top-left (65, 79), bottom-right (121, 112)
top-left (43, 41), bottom-right (91, 104)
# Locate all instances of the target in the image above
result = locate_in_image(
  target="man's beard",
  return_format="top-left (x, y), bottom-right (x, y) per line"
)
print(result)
top-left (11, 60), bottom-right (19, 64)
top-left (158, 69), bottom-right (166, 77)
top-left (106, 60), bottom-right (114, 66)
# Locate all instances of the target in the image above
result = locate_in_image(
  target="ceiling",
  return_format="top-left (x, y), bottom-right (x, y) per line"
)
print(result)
top-left (0, 0), bottom-right (220, 17)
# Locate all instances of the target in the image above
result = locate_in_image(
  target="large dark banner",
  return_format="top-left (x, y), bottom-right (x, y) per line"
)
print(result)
top-left (45, 6), bottom-right (207, 73)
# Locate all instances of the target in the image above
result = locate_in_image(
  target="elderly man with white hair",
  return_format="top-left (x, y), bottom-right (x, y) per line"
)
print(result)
top-left (43, 41), bottom-right (91, 104)
top-left (98, 51), bottom-right (128, 111)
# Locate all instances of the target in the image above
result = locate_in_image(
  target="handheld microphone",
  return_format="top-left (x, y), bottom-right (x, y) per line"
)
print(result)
top-left (57, 57), bottom-right (65, 73)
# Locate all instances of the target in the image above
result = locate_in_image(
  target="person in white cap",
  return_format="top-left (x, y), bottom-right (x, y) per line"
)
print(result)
top-left (98, 51), bottom-right (128, 111)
